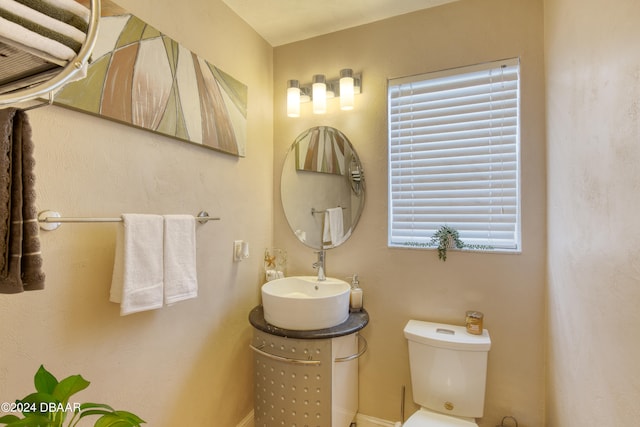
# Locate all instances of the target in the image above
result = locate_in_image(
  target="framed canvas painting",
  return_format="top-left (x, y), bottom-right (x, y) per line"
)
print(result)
top-left (55, 0), bottom-right (247, 156)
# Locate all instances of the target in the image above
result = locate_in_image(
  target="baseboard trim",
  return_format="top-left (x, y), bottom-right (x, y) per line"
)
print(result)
top-left (355, 413), bottom-right (401, 427)
top-left (238, 410), bottom-right (399, 427)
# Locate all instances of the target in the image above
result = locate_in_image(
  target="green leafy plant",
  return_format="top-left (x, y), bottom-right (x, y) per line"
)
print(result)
top-left (0, 365), bottom-right (144, 427)
top-left (403, 225), bottom-right (494, 261)
top-left (430, 225), bottom-right (464, 261)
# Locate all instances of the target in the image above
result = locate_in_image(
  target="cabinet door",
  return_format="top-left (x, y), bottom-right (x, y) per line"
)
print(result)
top-left (332, 333), bottom-right (359, 426)
top-left (253, 330), bottom-right (332, 427)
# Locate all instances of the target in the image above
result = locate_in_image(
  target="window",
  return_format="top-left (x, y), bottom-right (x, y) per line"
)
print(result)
top-left (388, 58), bottom-right (521, 252)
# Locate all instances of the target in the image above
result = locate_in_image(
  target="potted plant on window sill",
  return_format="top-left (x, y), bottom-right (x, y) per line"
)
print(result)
top-left (403, 225), bottom-right (493, 261)
top-left (0, 365), bottom-right (144, 427)
top-left (430, 225), bottom-right (465, 261)
top-left (430, 225), bottom-right (494, 261)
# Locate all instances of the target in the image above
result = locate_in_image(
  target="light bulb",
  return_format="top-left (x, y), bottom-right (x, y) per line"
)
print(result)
top-left (340, 69), bottom-right (354, 110)
top-left (312, 74), bottom-right (326, 114)
top-left (287, 80), bottom-right (300, 117)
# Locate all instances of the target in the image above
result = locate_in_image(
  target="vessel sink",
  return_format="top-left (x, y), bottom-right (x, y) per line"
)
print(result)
top-left (261, 276), bottom-right (351, 331)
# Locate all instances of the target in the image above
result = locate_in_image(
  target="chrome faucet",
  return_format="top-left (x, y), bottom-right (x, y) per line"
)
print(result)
top-left (312, 250), bottom-right (326, 281)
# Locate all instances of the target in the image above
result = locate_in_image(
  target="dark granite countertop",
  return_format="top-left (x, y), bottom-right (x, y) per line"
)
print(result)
top-left (249, 305), bottom-right (369, 339)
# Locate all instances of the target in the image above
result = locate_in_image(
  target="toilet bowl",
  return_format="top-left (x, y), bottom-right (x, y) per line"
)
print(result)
top-left (403, 320), bottom-right (491, 427)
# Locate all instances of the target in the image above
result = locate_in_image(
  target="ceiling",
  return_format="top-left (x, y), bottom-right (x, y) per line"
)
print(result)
top-left (221, 0), bottom-right (460, 46)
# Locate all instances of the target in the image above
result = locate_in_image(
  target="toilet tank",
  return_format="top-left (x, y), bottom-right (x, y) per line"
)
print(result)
top-left (404, 320), bottom-right (491, 418)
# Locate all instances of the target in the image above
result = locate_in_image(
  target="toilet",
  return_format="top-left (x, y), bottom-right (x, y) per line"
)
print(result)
top-left (403, 320), bottom-right (491, 427)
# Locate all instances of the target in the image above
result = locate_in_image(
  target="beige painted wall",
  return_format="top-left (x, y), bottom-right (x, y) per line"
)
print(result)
top-left (0, 0), bottom-right (272, 425)
top-left (17, 0), bottom-right (640, 425)
top-left (545, 0), bottom-right (640, 425)
top-left (274, 1), bottom-right (546, 426)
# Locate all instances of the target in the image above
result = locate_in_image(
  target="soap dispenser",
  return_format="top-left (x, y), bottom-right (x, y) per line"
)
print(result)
top-left (350, 274), bottom-right (363, 311)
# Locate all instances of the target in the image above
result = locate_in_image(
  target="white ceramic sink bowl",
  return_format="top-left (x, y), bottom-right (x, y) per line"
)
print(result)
top-left (261, 276), bottom-right (351, 331)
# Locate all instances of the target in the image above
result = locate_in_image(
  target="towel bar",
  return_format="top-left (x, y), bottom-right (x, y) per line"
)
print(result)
top-left (38, 210), bottom-right (220, 231)
top-left (249, 344), bottom-right (322, 366)
top-left (310, 206), bottom-right (346, 215)
top-left (335, 334), bottom-right (368, 363)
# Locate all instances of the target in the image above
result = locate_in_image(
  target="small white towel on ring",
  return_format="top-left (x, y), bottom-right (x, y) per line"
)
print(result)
top-left (323, 207), bottom-right (344, 244)
top-left (163, 215), bottom-right (198, 304)
top-left (110, 214), bottom-right (164, 316)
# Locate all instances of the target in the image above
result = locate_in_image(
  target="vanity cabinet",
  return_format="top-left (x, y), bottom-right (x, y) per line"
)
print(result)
top-left (249, 306), bottom-right (368, 427)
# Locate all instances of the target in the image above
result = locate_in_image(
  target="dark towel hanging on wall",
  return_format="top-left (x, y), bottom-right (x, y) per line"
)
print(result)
top-left (0, 108), bottom-right (45, 294)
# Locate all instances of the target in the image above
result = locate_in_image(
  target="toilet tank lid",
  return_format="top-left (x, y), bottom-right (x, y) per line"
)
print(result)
top-left (404, 320), bottom-right (491, 351)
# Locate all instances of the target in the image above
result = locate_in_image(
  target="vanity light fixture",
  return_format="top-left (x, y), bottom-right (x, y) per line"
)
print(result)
top-left (286, 70), bottom-right (362, 117)
top-left (312, 74), bottom-right (327, 114)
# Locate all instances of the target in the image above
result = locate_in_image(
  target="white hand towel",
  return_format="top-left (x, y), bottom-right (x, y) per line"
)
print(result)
top-left (163, 215), bottom-right (198, 304)
top-left (110, 214), bottom-right (164, 316)
top-left (0, 0), bottom-right (87, 45)
top-left (0, 16), bottom-right (76, 62)
top-left (43, 0), bottom-right (91, 23)
top-left (323, 207), bottom-right (344, 244)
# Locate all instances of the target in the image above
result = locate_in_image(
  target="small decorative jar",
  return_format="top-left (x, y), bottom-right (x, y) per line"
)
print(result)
top-left (465, 311), bottom-right (484, 335)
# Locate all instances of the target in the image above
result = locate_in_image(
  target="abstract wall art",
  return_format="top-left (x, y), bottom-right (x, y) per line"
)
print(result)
top-left (55, 0), bottom-right (247, 156)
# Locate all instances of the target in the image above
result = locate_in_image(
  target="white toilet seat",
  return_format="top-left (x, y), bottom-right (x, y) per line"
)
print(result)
top-left (403, 408), bottom-right (478, 427)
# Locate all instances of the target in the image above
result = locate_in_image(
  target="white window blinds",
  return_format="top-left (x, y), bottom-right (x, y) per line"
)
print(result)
top-left (388, 58), bottom-right (521, 251)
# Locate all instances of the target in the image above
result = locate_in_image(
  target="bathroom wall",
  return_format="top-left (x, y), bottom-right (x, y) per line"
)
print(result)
top-left (0, 0), bottom-right (272, 425)
top-left (545, 0), bottom-right (640, 425)
top-left (274, 1), bottom-right (546, 426)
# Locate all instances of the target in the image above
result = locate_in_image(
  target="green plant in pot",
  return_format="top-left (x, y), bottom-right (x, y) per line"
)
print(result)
top-left (402, 225), bottom-right (493, 261)
top-left (0, 365), bottom-right (144, 427)
top-left (430, 225), bottom-right (465, 261)
top-left (429, 225), bottom-right (494, 261)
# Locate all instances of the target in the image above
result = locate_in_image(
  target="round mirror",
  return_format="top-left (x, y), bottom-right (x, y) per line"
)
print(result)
top-left (281, 126), bottom-right (365, 249)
